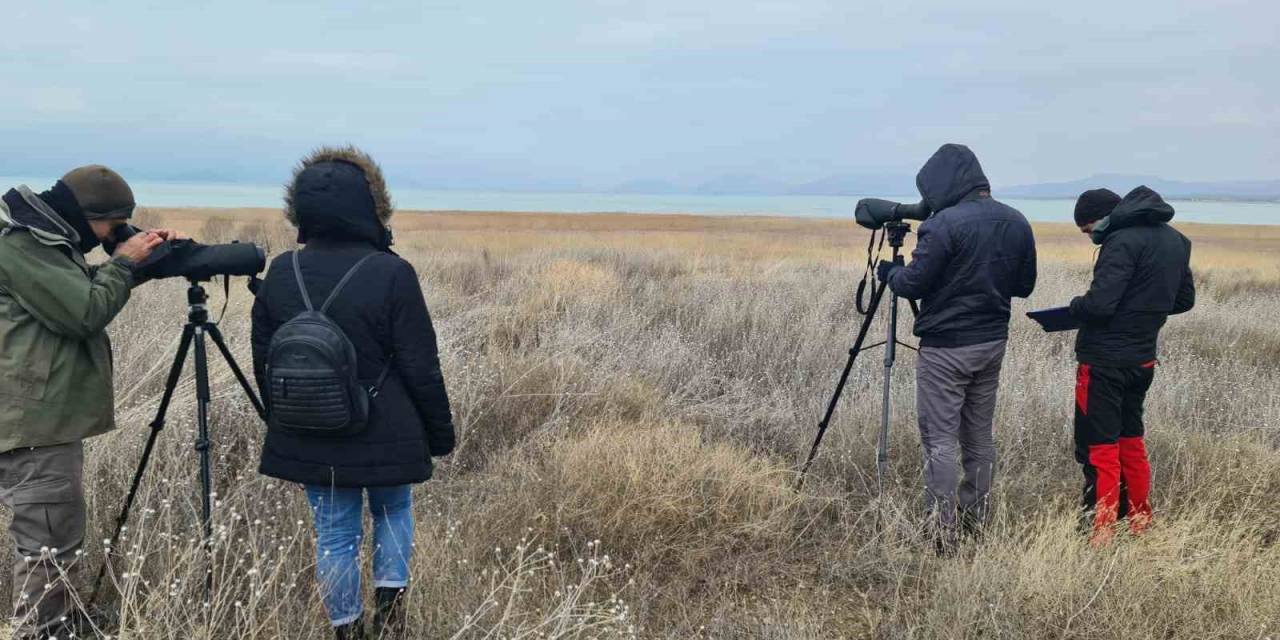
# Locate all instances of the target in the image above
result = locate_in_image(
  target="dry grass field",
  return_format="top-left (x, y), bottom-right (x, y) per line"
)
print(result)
top-left (3, 207), bottom-right (1278, 638)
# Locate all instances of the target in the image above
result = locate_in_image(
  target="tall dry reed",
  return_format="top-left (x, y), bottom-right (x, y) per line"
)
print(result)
top-left (2, 210), bottom-right (1276, 638)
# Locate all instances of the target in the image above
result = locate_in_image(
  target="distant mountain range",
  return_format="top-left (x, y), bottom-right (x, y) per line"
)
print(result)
top-left (10, 166), bottom-right (1272, 202)
top-left (609, 173), bottom-right (919, 197)
top-left (1000, 174), bottom-right (1280, 201)
top-left (607, 173), bottom-right (1280, 202)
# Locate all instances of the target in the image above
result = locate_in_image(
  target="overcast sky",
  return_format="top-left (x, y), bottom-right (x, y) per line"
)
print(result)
top-left (1, 1), bottom-right (1276, 190)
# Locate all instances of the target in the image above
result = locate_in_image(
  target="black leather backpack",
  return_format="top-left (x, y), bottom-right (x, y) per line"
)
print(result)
top-left (265, 251), bottom-right (390, 437)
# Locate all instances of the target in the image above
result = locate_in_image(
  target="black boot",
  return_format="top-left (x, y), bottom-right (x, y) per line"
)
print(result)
top-left (959, 509), bottom-right (985, 544)
top-left (934, 531), bottom-right (960, 558)
top-left (334, 617), bottom-right (365, 640)
top-left (372, 587), bottom-right (407, 638)
top-left (932, 521), bottom-right (960, 558)
top-left (32, 611), bottom-right (97, 639)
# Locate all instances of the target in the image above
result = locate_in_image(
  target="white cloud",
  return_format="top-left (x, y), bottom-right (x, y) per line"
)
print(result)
top-left (260, 50), bottom-right (407, 73)
top-left (0, 0), bottom-right (1276, 184)
top-left (21, 88), bottom-right (89, 116)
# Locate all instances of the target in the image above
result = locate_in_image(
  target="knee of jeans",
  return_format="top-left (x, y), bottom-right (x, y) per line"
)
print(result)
top-left (315, 528), bottom-right (363, 555)
top-left (964, 446), bottom-right (996, 464)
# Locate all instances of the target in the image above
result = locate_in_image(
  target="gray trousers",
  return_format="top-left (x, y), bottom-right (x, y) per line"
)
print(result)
top-left (0, 442), bottom-right (86, 637)
top-left (916, 339), bottom-right (1007, 534)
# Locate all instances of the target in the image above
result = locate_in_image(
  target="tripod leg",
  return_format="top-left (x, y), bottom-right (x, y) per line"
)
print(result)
top-left (876, 236), bottom-right (914, 495)
top-left (90, 324), bottom-right (195, 607)
top-left (878, 292), bottom-right (901, 494)
top-left (193, 326), bottom-right (215, 599)
top-left (206, 324), bottom-right (267, 420)
top-left (797, 279), bottom-right (890, 489)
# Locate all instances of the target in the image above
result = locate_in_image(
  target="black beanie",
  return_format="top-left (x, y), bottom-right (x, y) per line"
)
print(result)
top-left (1074, 188), bottom-right (1121, 226)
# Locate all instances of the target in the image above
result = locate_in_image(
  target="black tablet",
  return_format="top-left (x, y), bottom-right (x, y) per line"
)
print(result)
top-left (1026, 306), bottom-right (1081, 332)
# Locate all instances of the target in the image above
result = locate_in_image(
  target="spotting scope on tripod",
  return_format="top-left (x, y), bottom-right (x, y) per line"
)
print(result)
top-left (797, 197), bottom-right (931, 491)
top-left (91, 228), bottom-right (267, 605)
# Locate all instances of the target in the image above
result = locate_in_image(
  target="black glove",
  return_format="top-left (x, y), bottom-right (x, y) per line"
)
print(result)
top-left (876, 260), bottom-right (900, 283)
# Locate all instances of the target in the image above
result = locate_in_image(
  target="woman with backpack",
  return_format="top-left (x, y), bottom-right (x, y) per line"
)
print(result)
top-left (250, 146), bottom-right (455, 639)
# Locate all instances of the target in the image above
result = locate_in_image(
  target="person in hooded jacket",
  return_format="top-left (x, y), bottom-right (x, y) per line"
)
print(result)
top-left (877, 143), bottom-right (1037, 554)
top-left (251, 146), bottom-right (455, 639)
top-left (1068, 186), bottom-right (1194, 545)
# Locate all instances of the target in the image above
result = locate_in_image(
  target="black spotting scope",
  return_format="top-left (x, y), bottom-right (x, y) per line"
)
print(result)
top-left (854, 198), bottom-right (932, 230)
top-left (105, 224), bottom-right (266, 282)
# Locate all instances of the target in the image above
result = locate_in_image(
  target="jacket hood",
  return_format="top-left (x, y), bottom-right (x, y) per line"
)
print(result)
top-left (916, 143), bottom-right (990, 214)
top-left (284, 146), bottom-right (394, 248)
top-left (1, 186), bottom-right (82, 250)
top-left (1089, 185), bottom-right (1175, 245)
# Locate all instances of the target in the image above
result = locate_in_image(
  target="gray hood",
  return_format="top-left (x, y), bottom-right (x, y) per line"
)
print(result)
top-left (915, 144), bottom-right (990, 214)
top-left (0, 185), bottom-right (81, 250)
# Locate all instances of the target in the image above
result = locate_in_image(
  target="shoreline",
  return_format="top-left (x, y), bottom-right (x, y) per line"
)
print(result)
top-left (146, 205), bottom-right (1280, 230)
top-left (6, 175), bottom-right (1270, 224)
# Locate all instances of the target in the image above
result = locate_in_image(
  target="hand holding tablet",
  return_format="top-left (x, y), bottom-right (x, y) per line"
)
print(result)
top-left (1026, 306), bottom-right (1081, 332)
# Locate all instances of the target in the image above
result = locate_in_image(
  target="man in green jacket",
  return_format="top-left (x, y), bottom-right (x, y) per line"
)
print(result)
top-left (0, 166), bottom-right (172, 638)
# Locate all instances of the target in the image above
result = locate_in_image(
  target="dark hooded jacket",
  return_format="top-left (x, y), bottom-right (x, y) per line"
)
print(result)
top-left (251, 147), bottom-right (455, 488)
top-left (886, 144), bottom-right (1037, 348)
top-left (1069, 186), bottom-right (1194, 367)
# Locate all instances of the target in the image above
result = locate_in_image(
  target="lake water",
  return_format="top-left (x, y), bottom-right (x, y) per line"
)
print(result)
top-left (3, 177), bottom-right (1276, 225)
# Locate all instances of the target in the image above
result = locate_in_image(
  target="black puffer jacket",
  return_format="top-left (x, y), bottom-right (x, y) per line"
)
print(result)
top-left (887, 144), bottom-right (1038, 348)
top-left (251, 147), bottom-right (454, 487)
top-left (1069, 186), bottom-right (1195, 367)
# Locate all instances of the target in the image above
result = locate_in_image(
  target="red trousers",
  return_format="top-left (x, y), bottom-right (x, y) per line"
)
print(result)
top-left (1074, 362), bottom-right (1156, 536)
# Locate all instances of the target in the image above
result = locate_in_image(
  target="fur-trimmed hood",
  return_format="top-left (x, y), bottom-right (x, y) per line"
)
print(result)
top-left (284, 146), bottom-right (394, 248)
top-left (285, 146), bottom-right (393, 225)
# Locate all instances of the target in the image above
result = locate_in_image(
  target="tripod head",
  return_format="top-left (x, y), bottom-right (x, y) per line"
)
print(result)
top-left (186, 279), bottom-right (210, 324)
top-left (883, 221), bottom-right (912, 250)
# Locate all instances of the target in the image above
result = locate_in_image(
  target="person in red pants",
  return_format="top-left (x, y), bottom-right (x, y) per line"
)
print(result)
top-left (1068, 186), bottom-right (1195, 545)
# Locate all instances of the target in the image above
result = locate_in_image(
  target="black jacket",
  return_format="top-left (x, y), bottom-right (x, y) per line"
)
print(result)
top-left (887, 144), bottom-right (1037, 348)
top-left (1069, 186), bottom-right (1195, 367)
top-left (251, 239), bottom-right (455, 487)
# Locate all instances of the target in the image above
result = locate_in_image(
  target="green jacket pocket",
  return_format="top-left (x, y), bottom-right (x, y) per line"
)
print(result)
top-left (9, 478), bottom-right (75, 505)
top-left (0, 297), bottom-right (55, 400)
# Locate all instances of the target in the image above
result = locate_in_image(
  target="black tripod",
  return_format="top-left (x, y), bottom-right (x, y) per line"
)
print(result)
top-left (798, 221), bottom-right (917, 492)
top-left (91, 279), bottom-right (266, 605)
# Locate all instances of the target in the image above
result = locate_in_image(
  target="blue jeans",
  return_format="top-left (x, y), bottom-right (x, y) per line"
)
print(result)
top-left (304, 484), bottom-right (415, 626)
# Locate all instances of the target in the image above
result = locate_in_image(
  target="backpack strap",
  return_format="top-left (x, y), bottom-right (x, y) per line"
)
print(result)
top-left (291, 250), bottom-right (314, 312)
top-left (369, 355), bottom-right (394, 399)
top-left (321, 253), bottom-right (379, 313)
top-left (293, 249), bottom-right (392, 397)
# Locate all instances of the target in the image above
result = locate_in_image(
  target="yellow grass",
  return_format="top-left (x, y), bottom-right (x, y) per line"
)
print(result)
top-left (148, 206), bottom-right (1280, 276)
top-left (3, 207), bottom-right (1278, 638)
